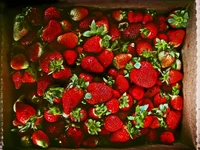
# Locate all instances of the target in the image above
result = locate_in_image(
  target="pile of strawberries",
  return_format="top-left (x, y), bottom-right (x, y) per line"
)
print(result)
top-left (10, 6), bottom-right (189, 148)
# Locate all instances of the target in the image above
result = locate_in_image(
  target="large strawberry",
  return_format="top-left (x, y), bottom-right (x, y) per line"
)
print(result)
top-left (160, 69), bottom-right (183, 84)
top-left (44, 7), bottom-right (61, 23)
top-left (32, 130), bottom-right (50, 148)
top-left (140, 22), bottom-right (158, 39)
top-left (136, 40), bottom-right (152, 55)
top-left (52, 66), bottom-right (72, 80)
top-left (44, 106), bottom-right (62, 123)
top-left (128, 85), bottom-right (145, 100)
top-left (122, 23), bottom-right (142, 39)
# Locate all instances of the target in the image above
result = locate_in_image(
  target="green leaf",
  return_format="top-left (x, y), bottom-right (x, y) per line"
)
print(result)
top-left (83, 31), bottom-right (93, 37)
top-left (90, 20), bottom-right (97, 32)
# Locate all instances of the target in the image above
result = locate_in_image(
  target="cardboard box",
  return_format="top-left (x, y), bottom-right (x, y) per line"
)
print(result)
top-left (0, 0), bottom-right (199, 149)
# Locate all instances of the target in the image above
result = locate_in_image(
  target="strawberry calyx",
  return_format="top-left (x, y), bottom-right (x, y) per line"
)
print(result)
top-left (118, 93), bottom-right (130, 109)
top-left (103, 76), bottom-right (115, 87)
top-left (93, 104), bottom-right (110, 118)
top-left (85, 119), bottom-right (102, 135)
top-left (159, 68), bottom-right (171, 84)
top-left (118, 22), bottom-right (129, 31)
top-left (140, 27), bottom-right (150, 37)
top-left (155, 38), bottom-right (171, 51)
top-left (171, 83), bottom-right (180, 95)
top-left (101, 35), bottom-right (112, 49)
top-left (125, 121), bottom-right (140, 139)
top-left (145, 9), bottom-right (156, 17)
top-left (36, 140), bottom-right (49, 148)
top-left (167, 10), bottom-right (189, 28)
top-left (47, 105), bottom-right (62, 115)
top-left (67, 74), bottom-right (89, 90)
top-left (48, 58), bottom-right (64, 75)
top-left (132, 57), bottom-right (141, 69)
top-left (70, 108), bottom-right (84, 122)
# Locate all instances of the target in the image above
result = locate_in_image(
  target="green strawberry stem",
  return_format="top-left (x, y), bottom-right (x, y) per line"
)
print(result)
top-left (43, 87), bottom-right (64, 104)
top-left (68, 74), bottom-right (89, 89)
top-left (118, 93), bottom-right (129, 109)
top-left (103, 76), bottom-right (115, 87)
top-left (86, 119), bottom-right (102, 135)
top-left (155, 38), bottom-right (171, 51)
top-left (70, 108), bottom-right (83, 122)
top-left (48, 106), bottom-right (62, 115)
top-left (140, 28), bottom-right (149, 37)
top-left (94, 104), bottom-right (110, 118)
top-left (126, 121), bottom-right (140, 139)
top-left (48, 59), bottom-right (64, 75)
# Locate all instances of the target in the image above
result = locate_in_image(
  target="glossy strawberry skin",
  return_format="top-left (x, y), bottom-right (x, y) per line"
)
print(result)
top-left (32, 130), bottom-right (50, 148)
top-left (26, 42), bottom-right (43, 63)
top-left (83, 36), bottom-right (102, 53)
top-left (52, 66), bottom-right (72, 80)
top-left (115, 75), bottom-right (130, 94)
top-left (63, 50), bottom-right (78, 65)
top-left (136, 40), bottom-right (152, 55)
top-left (57, 32), bottom-right (78, 49)
top-left (79, 73), bottom-right (93, 82)
top-left (166, 110), bottom-right (181, 130)
top-left (45, 121), bottom-right (65, 139)
top-left (44, 7), bottom-right (60, 23)
top-left (160, 131), bottom-right (175, 144)
top-left (167, 29), bottom-right (185, 47)
top-left (37, 75), bottom-right (53, 96)
top-left (127, 11), bottom-right (143, 23)
top-left (140, 22), bottom-right (158, 39)
top-left (110, 126), bottom-right (130, 143)
top-left (70, 7), bottom-right (88, 21)
top-left (123, 23), bottom-right (142, 39)
top-left (153, 93), bottom-right (167, 107)
top-left (104, 115), bottom-right (123, 132)
top-left (44, 109), bottom-right (60, 123)
top-left (10, 54), bottom-right (29, 70)
top-left (97, 49), bottom-right (114, 68)
top-left (128, 85), bottom-right (144, 100)
top-left (169, 70), bottom-right (183, 84)
top-left (170, 95), bottom-right (183, 110)
top-left (22, 71), bottom-right (36, 83)
top-left (106, 98), bottom-right (120, 114)
top-left (109, 23), bottom-right (121, 40)
top-left (12, 71), bottom-right (23, 89)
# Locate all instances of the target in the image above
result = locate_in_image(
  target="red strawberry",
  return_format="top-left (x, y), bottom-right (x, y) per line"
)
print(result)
top-left (22, 68), bottom-right (36, 83)
top-left (160, 131), bottom-right (175, 144)
top-left (60, 20), bottom-right (72, 32)
top-left (167, 29), bottom-right (185, 47)
top-left (52, 66), bottom-right (71, 80)
top-left (79, 73), bottom-right (93, 82)
top-left (128, 85), bottom-right (145, 100)
top-left (70, 7), bottom-right (88, 21)
top-left (108, 68), bottom-right (121, 79)
top-left (79, 16), bottom-right (96, 30)
top-left (147, 129), bottom-right (158, 142)
top-left (142, 10), bottom-right (155, 24)
top-left (161, 69), bottom-right (183, 84)
top-left (104, 115), bottom-right (123, 132)
top-left (106, 98), bottom-right (120, 114)
top-left (10, 54), bottom-right (29, 70)
top-left (99, 126), bottom-right (110, 136)
top-left (137, 98), bottom-right (154, 112)
top-left (85, 82), bottom-right (113, 105)
top-left (96, 17), bottom-right (109, 32)
top-left (109, 23), bottom-right (121, 41)
top-left (83, 136), bottom-right (99, 147)
top-left (136, 40), bottom-right (152, 55)
top-left (16, 102), bottom-right (36, 124)
top-left (44, 7), bottom-right (60, 23)
top-left (130, 61), bottom-right (158, 88)
top-left (149, 116), bottom-right (160, 129)
top-left (81, 56), bottom-right (104, 73)
top-left (143, 115), bottom-right (153, 128)
top-left (70, 107), bottom-right (87, 122)
top-left (170, 95), bottom-right (183, 110)
top-left (153, 93), bottom-right (167, 107)
top-left (140, 22), bottom-right (158, 39)
top-left (121, 42), bottom-right (136, 55)
top-left (115, 75), bottom-right (130, 94)
top-left (57, 32), bottom-right (79, 49)
top-left (37, 75), bottom-right (53, 96)
top-left (41, 20), bottom-right (62, 42)
top-left (127, 11), bottom-right (143, 23)
top-left (12, 71), bottom-right (23, 89)
top-left (45, 121), bottom-right (65, 139)
top-left (111, 9), bottom-right (126, 22)
top-left (32, 130), bottom-right (50, 148)
top-left (39, 51), bottom-right (63, 74)
top-left (153, 33), bottom-right (168, 44)
top-left (44, 106), bottom-right (61, 123)
top-left (110, 125), bottom-right (130, 143)
top-left (166, 110), bottom-right (181, 130)
top-left (25, 7), bottom-right (43, 26)
top-left (157, 15), bottom-right (168, 32)
top-left (122, 23), bottom-right (142, 39)
top-left (20, 31), bottom-right (37, 46)
top-left (118, 93), bottom-right (133, 111)
top-left (112, 89), bottom-right (121, 99)
top-left (113, 53), bottom-right (132, 69)
top-left (26, 42), bottom-right (43, 63)
top-left (97, 49), bottom-right (114, 68)
top-left (83, 36), bottom-right (103, 53)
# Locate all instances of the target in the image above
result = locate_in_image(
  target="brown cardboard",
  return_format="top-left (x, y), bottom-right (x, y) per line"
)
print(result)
top-left (0, 0), bottom-right (198, 149)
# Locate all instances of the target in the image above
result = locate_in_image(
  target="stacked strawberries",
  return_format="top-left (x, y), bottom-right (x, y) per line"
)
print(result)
top-left (10, 6), bottom-right (188, 148)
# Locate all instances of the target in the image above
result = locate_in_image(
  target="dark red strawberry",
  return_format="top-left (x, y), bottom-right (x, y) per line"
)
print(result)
top-left (25, 7), bottom-right (43, 26)
top-left (118, 93), bottom-right (133, 111)
top-left (44, 106), bottom-right (61, 123)
top-left (161, 69), bottom-right (183, 84)
top-left (41, 20), bottom-right (62, 42)
top-left (52, 66), bottom-right (71, 80)
top-left (160, 131), bottom-right (175, 144)
top-left (104, 115), bottom-right (123, 132)
top-left (12, 71), bottom-right (23, 89)
top-left (85, 82), bottom-right (113, 105)
top-left (70, 107), bottom-right (87, 122)
top-left (144, 85), bottom-right (161, 98)
top-left (130, 61), bottom-right (158, 88)
top-left (111, 9), bottom-right (126, 22)
top-left (37, 75), bottom-right (53, 96)
top-left (44, 7), bottom-right (60, 23)
top-left (122, 23), bottom-right (142, 39)
top-left (20, 31), bottom-right (37, 46)
top-left (45, 121), bottom-right (65, 139)
top-left (70, 7), bottom-right (88, 21)
top-left (115, 75), bottom-right (130, 94)
top-left (26, 42), bottom-right (43, 63)
top-left (106, 98), bottom-right (120, 114)
top-left (79, 16), bottom-right (96, 30)
top-left (136, 40), bottom-right (152, 55)
top-left (99, 126), bottom-right (110, 136)
top-left (137, 98), bottom-right (154, 112)
top-left (128, 85), bottom-right (144, 100)
top-left (109, 23), bottom-right (121, 41)
top-left (140, 22), bottom-right (158, 39)
top-left (83, 36), bottom-right (103, 53)
top-left (97, 49), bottom-right (114, 68)
top-left (81, 56), bottom-right (104, 73)
top-left (170, 95), bottom-right (183, 110)
top-left (57, 32), bottom-right (79, 49)
top-left (113, 53), bottom-right (132, 69)
top-left (57, 134), bottom-right (69, 147)
top-left (22, 68), bottom-right (37, 83)
top-left (142, 10), bottom-right (156, 24)
top-left (153, 93), bottom-right (167, 107)
top-left (167, 29), bottom-right (185, 47)
top-left (79, 73), bottom-right (93, 82)
top-left (67, 126), bottom-right (84, 147)
top-left (83, 136), bottom-right (99, 147)
top-left (110, 125), bottom-right (130, 143)
top-left (60, 20), bottom-right (72, 32)
top-left (157, 15), bottom-right (168, 32)
top-left (32, 130), bottom-right (50, 148)
top-left (10, 54), bottom-right (29, 70)
top-left (166, 110), bottom-right (181, 130)
top-left (147, 129), bottom-right (158, 142)
top-left (127, 11), bottom-right (143, 23)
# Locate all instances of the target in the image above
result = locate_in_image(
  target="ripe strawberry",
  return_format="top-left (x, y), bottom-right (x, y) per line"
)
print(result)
top-left (32, 130), bottom-right (50, 148)
top-left (130, 61), bottom-right (158, 88)
top-left (39, 51), bottom-right (63, 74)
top-left (44, 7), bottom-right (60, 23)
top-left (26, 42), bottom-right (43, 63)
top-left (22, 68), bottom-right (37, 83)
top-left (60, 20), bottom-right (72, 32)
top-left (25, 7), bottom-right (43, 26)
top-left (112, 89), bottom-right (121, 99)
top-left (16, 102), bottom-right (36, 124)
top-left (84, 119), bottom-right (102, 135)
top-left (137, 98), bottom-right (154, 112)
top-left (149, 116), bottom-right (160, 129)
top-left (106, 98), bottom-right (120, 114)
top-left (81, 56), bottom-right (104, 73)
top-left (109, 23), bottom-right (121, 41)
top-left (83, 136), bottom-right (99, 147)
top-left (70, 7), bottom-right (88, 21)
top-left (99, 126), bottom-right (111, 136)
top-left (41, 20), bottom-right (62, 42)
top-left (104, 115), bottom-right (123, 132)
top-left (161, 69), bottom-right (183, 84)
top-left (45, 121), bottom-right (65, 139)
top-left (108, 68), bottom-right (121, 79)
top-left (79, 73), bottom-right (93, 82)
top-left (143, 115), bottom-right (153, 128)
top-left (79, 16), bottom-right (96, 30)
top-left (97, 49), bottom-right (114, 68)
top-left (153, 93), bottom-right (167, 107)
top-left (83, 36), bottom-right (103, 53)
top-left (37, 75), bottom-right (53, 96)
top-left (96, 17), bottom-right (109, 32)
top-left (142, 10), bottom-right (156, 24)
top-left (115, 75), bottom-right (130, 94)
top-left (111, 9), bottom-right (126, 22)
top-left (85, 82), bottom-right (113, 105)
top-left (140, 22), bottom-right (158, 39)
top-left (44, 106), bottom-right (61, 123)
top-left (20, 31), bottom-right (37, 46)
top-left (70, 107), bottom-right (87, 122)
top-left (157, 15), bottom-right (168, 32)
top-left (144, 85), bottom-right (161, 98)
top-left (10, 54), bottom-right (29, 70)
top-left (153, 33), bottom-right (168, 45)
top-left (52, 66), bottom-right (72, 80)
top-left (128, 85), bottom-right (145, 100)
top-left (12, 71), bottom-right (23, 89)
top-left (127, 11), bottom-right (143, 23)
top-left (167, 29), bottom-right (185, 47)
top-left (122, 23), bottom-right (142, 39)
top-left (160, 131), bottom-right (175, 144)
top-left (166, 110), bottom-right (181, 130)
top-left (170, 95), bottom-right (183, 110)
top-left (118, 93), bottom-right (133, 111)
top-left (110, 125), bottom-right (130, 143)
top-left (113, 53), bottom-right (132, 69)
top-left (120, 42), bottom-right (136, 55)
top-left (147, 129), bottom-right (158, 142)
top-left (57, 32), bottom-right (79, 49)
top-left (136, 40), bottom-right (152, 55)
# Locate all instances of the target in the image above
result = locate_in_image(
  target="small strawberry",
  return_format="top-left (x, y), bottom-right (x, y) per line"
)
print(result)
top-left (140, 22), bottom-right (158, 39)
top-left (158, 50), bottom-right (176, 69)
top-left (136, 40), bottom-right (152, 55)
top-left (83, 136), bottom-right (99, 147)
top-left (44, 106), bottom-right (61, 123)
top-left (128, 85), bottom-right (145, 100)
top-left (115, 75), bottom-right (130, 94)
top-left (112, 89), bottom-right (121, 99)
top-left (22, 67), bottom-right (37, 83)
top-left (70, 7), bottom-right (88, 21)
top-left (170, 95), bottom-right (183, 110)
top-left (165, 110), bottom-right (181, 130)
top-left (104, 115), bottom-right (123, 132)
top-left (111, 9), bottom-right (126, 22)
top-left (37, 75), bottom-right (53, 96)
top-left (41, 20), bottom-right (62, 42)
top-left (32, 130), bottom-right (50, 148)
top-left (160, 69), bottom-right (183, 84)
top-left (127, 11), bottom-right (143, 23)
top-left (63, 50), bottom-right (78, 65)
top-left (144, 85), bottom-right (161, 98)
top-left (167, 29), bottom-right (185, 47)
top-left (118, 93), bottom-right (133, 111)
top-left (20, 31), bottom-right (37, 46)
top-left (108, 68), bottom-right (121, 79)
top-left (85, 82), bottom-right (113, 105)
top-left (113, 53), bottom-right (132, 69)
top-left (142, 10), bottom-right (156, 24)
top-left (26, 42), bottom-right (43, 63)
top-left (153, 93), bottom-right (168, 107)
top-left (25, 7), bottom-right (43, 26)
top-left (122, 23), bottom-right (142, 39)
top-left (70, 107), bottom-right (87, 122)
top-left (109, 23), bottom-right (121, 41)
top-left (44, 7), bottom-right (60, 23)
top-left (45, 121), bottom-right (65, 139)
top-left (79, 73), bottom-right (93, 82)
top-left (137, 98), bottom-right (154, 112)
top-left (106, 98), bottom-right (120, 114)
top-left (10, 54), bottom-right (29, 70)
top-left (60, 20), bottom-right (72, 32)
top-left (97, 49), bottom-right (114, 68)
top-left (12, 71), bottom-right (23, 89)
top-left (160, 131), bottom-right (175, 144)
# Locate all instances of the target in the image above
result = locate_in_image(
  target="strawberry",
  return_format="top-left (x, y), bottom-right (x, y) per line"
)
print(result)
top-left (37, 75), bottom-right (53, 96)
top-left (112, 89), bottom-right (121, 99)
top-left (108, 68), bottom-right (121, 79)
top-left (104, 115), bottom-right (123, 132)
top-left (167, 10), bottom-right (189, 28)
top-left (160, 69), bottom-right (183, 84)
top-left (153, 33), bottom-right (168, 45)
top-left (83, 36), bottom-right (103, 53)
top-left (60, 20), bottom-right (72, 32)
top-left (157, 15), bottom-right (168, 32)
top-left (44, 106), bottom-right (61, 123)
top-left (147, 129), bottom-right (158, 142)
top-left (96, 17), bottom-right (109, 32)
top-left (149, 116), bottom-right (160, 129)
top-left (153, 93), bottom-right (168, 107)
top-left (10, 54), bottom-right (29, 70)
top-left (81, 56), bottom-right (104, 73)
top-left (39, 51), bottom-right (63, 74)
top-left (79, 73), bottom-right (93, 82)
top-left (79, 16), bottom-right (96, 30)
top-left (57, 32), bottom-right (80, 49)
top-left (16, 102), bottom-right (36, 124)
top-left (160, 131), bottom-right (175, 144)
top-left (118, 93), bottom-right (133, 111)
top-left (130, 61), bottom-right (158, 88)
top-left (63, 50), bottom-right (78, 66)
top-left (111, 9), bottom-right (126, 22)
top-left (127, 11), bottom-right (143, 23)
top-left (44, 7), bottom-right (60, 23)
top-left (144, 85), bottom-right (161, 98)
top-left (70, 7), bottom-right (88, 21)
top-left (88, 104), bottom-right (108, 119)
top-left (22, 67), bottom-right (37, 83)
top-left (136, 40), bottom-right (152, 55)
top-left (166, 110), bottom-right (181, 130)
top-left (109, 23), bottom-right (121, 41)
top-left (128, 85), bottom-right (145, 100)
top-left (99, 126), bottom-right (111, 136)
top-left (122, 23), bottom-right (142, 39)
top-left (12, 71), bottom-right (23, 89)
top-left (20, 31), bottom-right (37, 46)
top-left (140, 22), bottom-right (158, 39)
top-left (85, 82), bottom-right (113, 105)
top-left (41, 20), bottom-right (62, 42)
top-left (45, 121), bottom-right (65, 139)
top-left (142, 10), bottom-right (156, 24)
top-left (137, 98), bottom-right (154, 112)
top-left (52, 66), bottom-right (72, 80)
top-left (83, 136), bottom-right (99, 147)
top-left (32, 130), bottom-right (50, 148)
top-left (97, 49), bottom-right (114, 68)
top-left (26, 42), bottom-right (43, 63)
top-left (167, 29), bottom-right (185, 47)
top-left (106, 98), bottom-right (120, 114)
top-left (120, 42), bottom-right (136, 55)
top-left (113, 53), bottom-right (132, 69)
top-left (70, 107), bottom-right (87, 122)
top-left (170, 95), bottom-right (183, 110)
top-left (115, 75), bottom-right (130, 94)
top-left (25, 7), bottom-right (43, 26)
